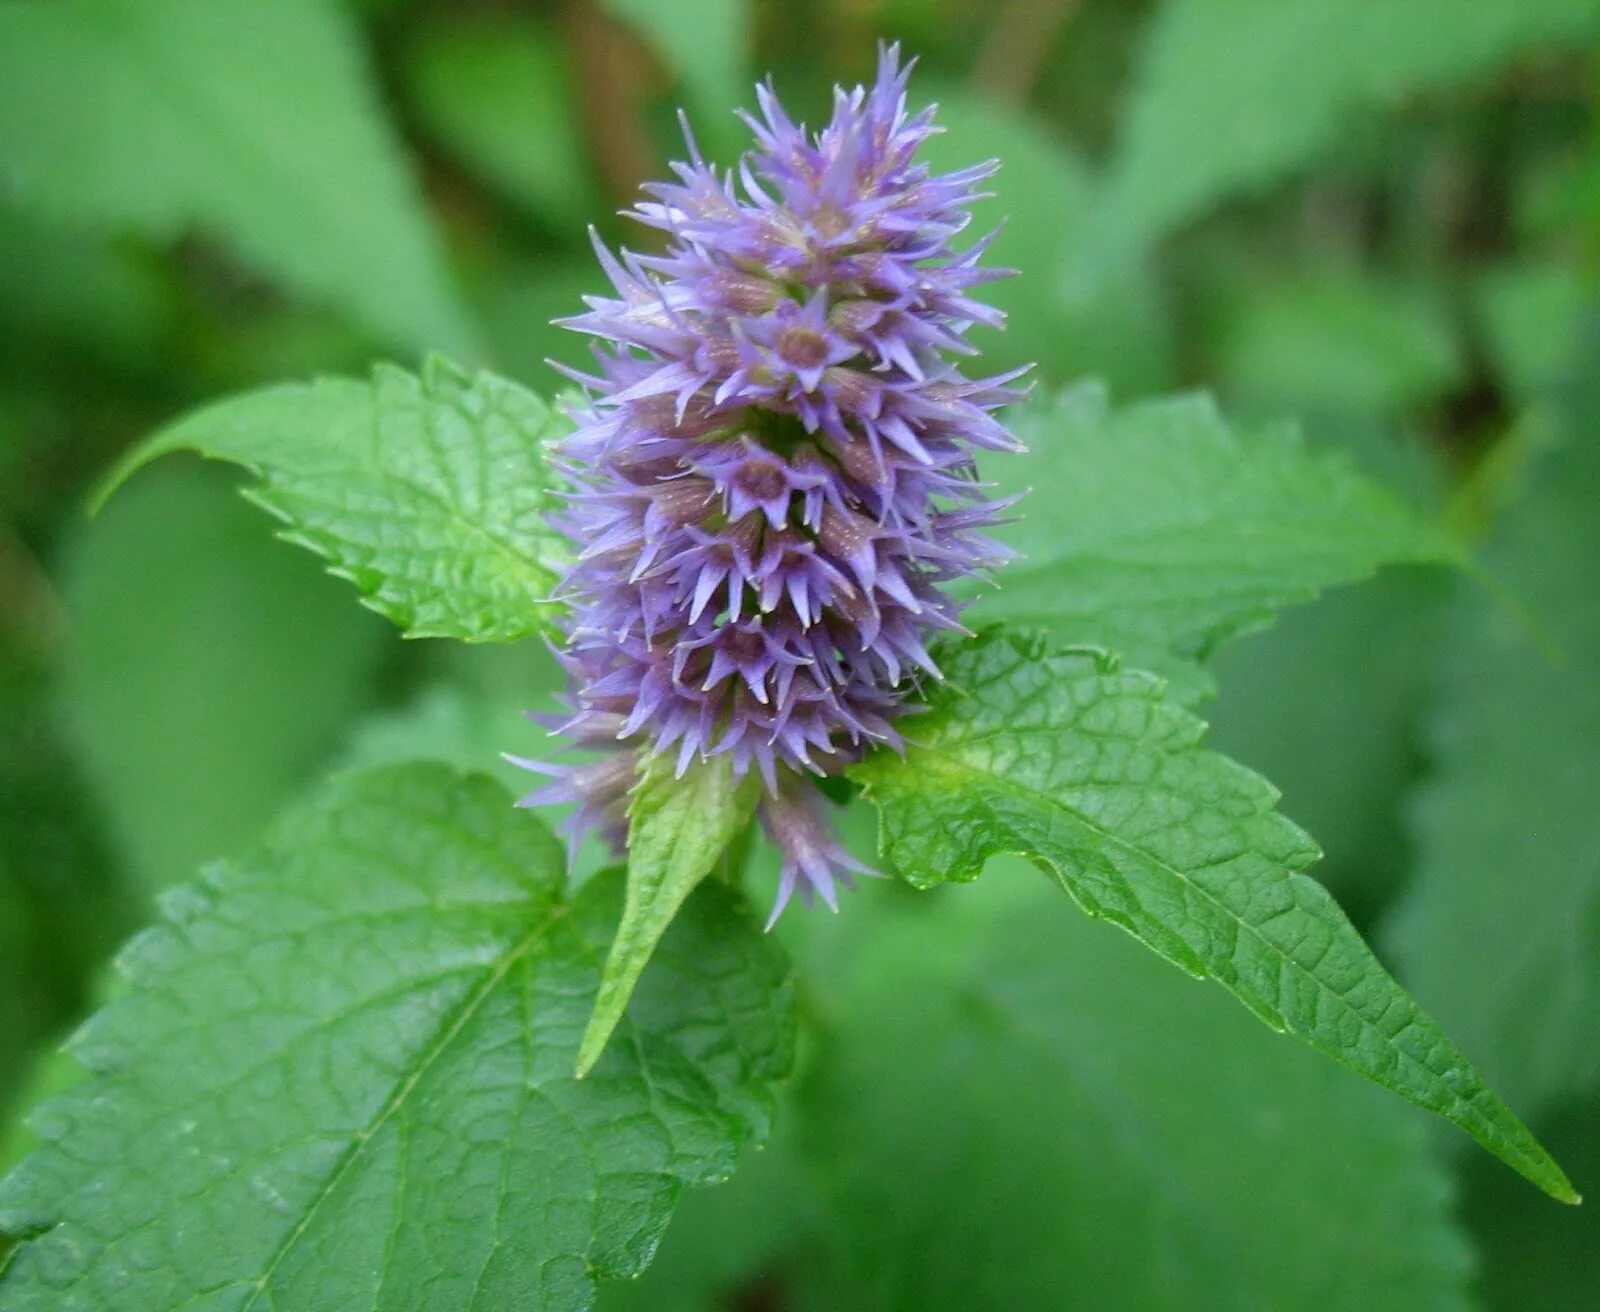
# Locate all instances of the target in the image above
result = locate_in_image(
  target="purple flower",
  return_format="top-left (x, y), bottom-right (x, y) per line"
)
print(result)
top-left (514, 44), bottom-right (1025, 923)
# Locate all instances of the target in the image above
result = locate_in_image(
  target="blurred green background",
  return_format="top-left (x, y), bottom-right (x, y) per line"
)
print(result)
top-left (1, 1), bottom-right (1598, 1308)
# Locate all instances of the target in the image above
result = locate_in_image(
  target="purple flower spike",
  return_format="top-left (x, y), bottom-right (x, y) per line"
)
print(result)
top-left (514, 43), bottom-right (1025, 924)
top-left (759, 774), bottom-right (882, 930)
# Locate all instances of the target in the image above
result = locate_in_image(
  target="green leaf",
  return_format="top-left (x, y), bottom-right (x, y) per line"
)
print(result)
top-left (1206, 571), bottom-right (1448, 919)
top-left (333, 639), bottom-right (621, 887)
top-left (794, 874), bottom-right (1476, 1312)
top-left (850, 629), bottom-right (1575, 1202)
top-left (0, 0), bottom-right (478, 357)
top-left (977, 384), bottom-right (1459, 701)
top-left (95, 356), bottom-right (572, 642)
top-left (1462, 1092), bottom-right (1600, 1312)
top-left (0, 658), bottom-right (130, 1128)
top-left (0, 763), bottom-right (794, 1310)
top-left (61, 463), bottom-right (389, 896)
top-left (578, 754), bottom-right (763, 1078)
top-left (1388, 415), bottom-right (1600, 1118)
top-left (339, 684), bottom-right (532, 790)
top-left (1106, 0), bottom-right (1600, 245)
top-left (596, 1086), bottom-right (814, 1312)
top-left (0, 1043), bottom-right (83, 1187)
top-left (404, 17), bottom-right (602, 232)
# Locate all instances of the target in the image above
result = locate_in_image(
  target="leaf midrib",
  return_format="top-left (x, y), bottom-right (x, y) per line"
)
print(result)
top-left (239, 901), bottom-right (573, 1311)
top-left (904, 743), bottom-right (1522, 1162)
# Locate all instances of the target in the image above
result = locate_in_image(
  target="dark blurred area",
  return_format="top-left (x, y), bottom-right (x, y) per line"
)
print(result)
top-left (1, 1), bottom-right (1597, 1308)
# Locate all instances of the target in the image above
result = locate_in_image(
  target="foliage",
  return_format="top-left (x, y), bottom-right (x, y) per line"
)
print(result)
top-left (974, 384), bottom-right (1459, 700)
top-left (97, 357), bottom-right (573, 642)
top-left (796, 876), bottom-right (1476, 1312)
top-left (578, 754), bottom-right (763, 1076)
top-left (0, 765), bottom-right (793, 1310)
top-left (852, 630), bottom-right (1570, 1199)
top-left (1105, 0), bottom-right (1600, 245)
top-left (0, 0), bottom-right (477, 357)
top-left (2, 2), bottom-right (1597, 1308)
top-left (1388, 358), bottom-right (1600, 1120)
top-left (60, 464), bottom-right (389, 895)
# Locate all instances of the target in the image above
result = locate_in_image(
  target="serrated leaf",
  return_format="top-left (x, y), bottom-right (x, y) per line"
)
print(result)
top-left (0, 1043), bottom-right (83, 1185)
top-left (1389, 397), bottom-right (1600, 1118)
top-left (0, 763), bottom-right (794, 1310)
top-left (95, 357), bottom-right (572, 642)
top-left (61, 463), bottom-right (388, 895)
top-left (1106, 0), bottom-right (1600, 245)
top-left (0, 657), bottom-right (127, 1146)
top-left (850, 629), bottom-right (1574, 1201)
top-left (978, 384), bottom-right (1459, 700)
top-left (0, 0), bottom-right (478, 357)
top-left (1206, 571), bottom-right (1448, 918)
top-left (596, 1086), bottom-right (813, 1312)
top-left (578, 754), bottom-right (763, 1077)
top-left (794, 875), bottom-right (1476, 1312)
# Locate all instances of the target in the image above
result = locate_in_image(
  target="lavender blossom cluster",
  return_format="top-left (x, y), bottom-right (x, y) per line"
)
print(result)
top-left (514, 46), bottom-right (1025, 923)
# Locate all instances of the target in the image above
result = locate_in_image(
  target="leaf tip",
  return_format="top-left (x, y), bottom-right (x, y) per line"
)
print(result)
top-left (1546, 1175), bottom-right (1582, 1207)
top-left (573, 1013), bottom-right (617, 1080)
top-left (1504, 1136), bottom-right (1581, 1205)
